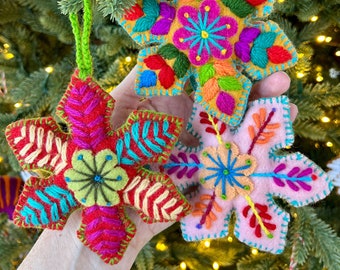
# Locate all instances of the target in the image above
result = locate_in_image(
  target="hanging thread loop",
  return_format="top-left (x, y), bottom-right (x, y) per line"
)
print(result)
top-left (69, 0), bottom-right (92, 79)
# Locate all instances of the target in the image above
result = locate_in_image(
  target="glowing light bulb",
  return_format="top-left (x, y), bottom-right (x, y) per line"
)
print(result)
top-left (326, 142), bottom-right (333, 147)
top-left (212, 262), bottom-right (220, 269)
top-left (156, 242), bottom-right (167, 251)
top-left (296, 72), bottom-right (305, 78)
top-left (4, 53), bottom-right (14, 60)
top-left (321, 116), bottom-right (330, 123)
top-left (310, 16), bottom-right (319, 22)
top-left (180, 262), bottom-right (187, 269)
top-left (292, 212), bottom-right (298, 218)
top-left (251, 248), bottom-right (259, 255)
top-left (204, 240), bottom-right (211, 248)
top-left (317, 35), bottom-right (326, 43)
top-left (125, 56), bottom-right (132, 63)
top-left (45, 66), bottom-right (54, 73)
top-left (14, 102), bottom-right (22, 108)
top-left (325, 37), bottom-right (332, 43)
top-left (277, 0), bottom-right (285, 3)
top-left (227, 236), bottom-right (233, 242)
top-left (0, 156), bottom-right (3, 163)
top-left (3, 43), bottom-right (10, 49)
top-left (336, 50), bottom-right (340, 57)
top-left (316, 75), bottom-right (324, 82)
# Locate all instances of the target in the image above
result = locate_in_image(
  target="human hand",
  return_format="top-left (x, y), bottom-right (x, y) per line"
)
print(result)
top-left (18, 68), bottom-right (297, 270)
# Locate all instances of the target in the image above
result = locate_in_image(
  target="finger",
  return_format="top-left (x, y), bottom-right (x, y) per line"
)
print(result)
top-left (110, 66), bottom-right (142, 128)
top-left (250, 71), bottom-right (291, 101)
top-left (290, 103), bottom-right (298, 122)
top-left (137, 94), bottom-right (199, 146)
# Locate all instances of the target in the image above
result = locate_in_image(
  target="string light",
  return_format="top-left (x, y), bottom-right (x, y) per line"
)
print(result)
top-left (315, 143), bottom-right (320, 148)
top-left (14, 102), bottom-right (22, 108)
top-left (227, 236), bottom-right (233, 242)
top-left (3, 43), bottom-right (10, 49)
top-left (180, 262), bottom-right (187, 269)
top-left (316, 75), bottom-right (324, 82)
top-left (296, 72), bottom-right (305, 78)
top-left (326, 142), bottom-right (334, 147)
top-left (204, 240), bottom-right (211, 248)
top-left (251, 248), bottom-right (259, 255)
top-left (316, 35), bottom-right (326, 43)
top-left (321, 116), bottom-right (331, 123)
top-left (325, 37), bottom-right (332, 43)
top-left (0, 156), bottom-right (3, 163)
top-left (44, 66), bottom-right (54, 73)
top-left (3, 52), bottom-right (14, 60)
top-left (212, 262), bottom-right (220, 269)
top-left (277, 0), bottom-right (285, 3)
top-left (156, 241), bottom-right (168, 251)
top-left (125, 56), bottom-right (132, 63)
top-left (310, 16), bottom-right (319, 22)
top-left (336, 50), bottom-right (340, 57)
top-left (292, 212), bottom-right (298, 218)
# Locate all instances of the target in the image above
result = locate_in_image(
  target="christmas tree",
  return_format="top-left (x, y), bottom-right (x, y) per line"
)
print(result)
top-left (0, 0), bottom-right (340, 269)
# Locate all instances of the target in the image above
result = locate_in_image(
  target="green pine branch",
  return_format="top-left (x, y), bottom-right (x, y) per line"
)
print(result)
top-left (289, 207), bottom-right (340, 270)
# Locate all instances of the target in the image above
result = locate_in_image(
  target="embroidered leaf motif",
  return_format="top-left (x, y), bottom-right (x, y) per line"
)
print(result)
top-left (123, 175), bottom-right (190, 222)
top-left (14, 179), bottom-right (78, 229)
top-left (242, 203), bottom-right (276, 238)
top-left (158, 44), bottom-right (190, 79)
top-left (272, 163), bottom-right (315, 191)
top-left (124, 4), bottom-right (144, 21)
top-left (78, 205), bottom-right (136, 265)
top-left (163, 152), bottom-right (201, 179)
top-left (199, 63), bottom-right (215, 86)
top-left (150, 2), bottom-right (176, 35)
top-left (192, 193), bottom-right (222, 229)
top-left (5, 118), bottom-right (68, 175)
top-left (133, 0), bottom-right (160, 32)
top-left (218, 76), bottom-right (242, 91)
top-left (57, 76), bottom-right (113, 150)
top-left (199, 111), bottom-right (227, 135)
top-left (143, 54), bottom-right (176, 89)
top-left (116, 111), bottom-right (182, 165)
top-left (248, 108), bottom-right (280, 145)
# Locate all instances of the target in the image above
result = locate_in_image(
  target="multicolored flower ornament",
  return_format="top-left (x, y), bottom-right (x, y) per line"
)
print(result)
top-left (162, 96), bottom-right (333, 253)
top-left (119, 0), bottom-right (298, 126)
top-left (5, 70), bottom-right (190, 264)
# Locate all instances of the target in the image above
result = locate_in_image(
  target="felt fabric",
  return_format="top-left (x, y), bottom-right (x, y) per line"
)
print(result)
top-left (118, 0), bottom-right (297, 126)
top-left (0, 176), bottom-right (23, 220)
top-left (161, 96), bottom-right (333, 254)
top-left (5, 70), bottom-right (190, 264)
top-left (327, 157), bottom-right (340, 195)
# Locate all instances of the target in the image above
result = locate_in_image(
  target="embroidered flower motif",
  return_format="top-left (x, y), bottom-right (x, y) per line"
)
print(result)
top-left (5, 70), bottom-right (190, 265)
top-left (163, 96), bottom-right (333, 254)
top-left (199, 143), bottom-right (256, 200)
top-left (119, 0), bottom-right (298, 126)
top-left (65, 150), bottom-right (128, 207)
top-left (173, 0), bottom-right (237, 66)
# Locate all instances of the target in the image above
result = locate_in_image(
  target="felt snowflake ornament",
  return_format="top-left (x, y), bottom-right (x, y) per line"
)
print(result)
top-left (327, 157), bottom-right (340, 195)
top-left (0, 176), bottom-right (23, 220)
top-left (5, 1), bottom-right (190, 264)
top-left (118, 0), bottom-right (297, 126)
top-left (161, 96), bottom-right (333, 254)
top-left (6, 72), bottom-right (190, 264)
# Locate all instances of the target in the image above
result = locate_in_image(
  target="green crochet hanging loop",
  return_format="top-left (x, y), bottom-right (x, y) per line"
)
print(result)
top-left (69, 0), bottom-right (92, 79)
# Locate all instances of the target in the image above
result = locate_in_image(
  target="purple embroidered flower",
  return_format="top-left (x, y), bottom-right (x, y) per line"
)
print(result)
top-left (173, 0), bottom-right (237, 66)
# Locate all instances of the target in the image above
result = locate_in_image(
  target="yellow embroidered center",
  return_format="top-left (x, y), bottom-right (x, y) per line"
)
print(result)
top-left (201, 30), bottom-right (209, 39)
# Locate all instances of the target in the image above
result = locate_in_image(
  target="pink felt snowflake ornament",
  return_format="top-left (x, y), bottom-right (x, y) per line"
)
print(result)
top-left (118, 0), bottom-right (298, 126)
top-left (5, 71), bottom-right (191, 264)
top-left (162, 96), bottom-right (333, 253)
